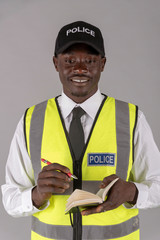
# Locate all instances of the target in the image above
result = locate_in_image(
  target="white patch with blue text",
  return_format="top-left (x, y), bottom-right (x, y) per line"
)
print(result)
top-left (88, 153), bottom-right (116, 166)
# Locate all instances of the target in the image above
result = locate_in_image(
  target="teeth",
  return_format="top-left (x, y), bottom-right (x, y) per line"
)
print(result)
top-left (72, 79), bottom-right (88, 83)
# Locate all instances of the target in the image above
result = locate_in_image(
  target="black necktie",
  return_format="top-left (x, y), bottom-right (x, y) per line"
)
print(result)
top-left (69, 107), bottom-right (85, 160)
top-left (69, 107), bottom-right (85, 240)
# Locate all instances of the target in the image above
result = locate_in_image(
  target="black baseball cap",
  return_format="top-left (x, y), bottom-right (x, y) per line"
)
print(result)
top-left (54, 21), bottom-right (105, 57)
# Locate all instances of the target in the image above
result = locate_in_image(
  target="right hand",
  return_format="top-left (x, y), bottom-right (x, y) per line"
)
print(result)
top-left (32, 163), bottom-right (71, 208)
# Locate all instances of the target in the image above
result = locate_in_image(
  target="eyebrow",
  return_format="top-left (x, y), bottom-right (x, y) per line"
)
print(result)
top-left (63, 51), bottom-right (99, 56)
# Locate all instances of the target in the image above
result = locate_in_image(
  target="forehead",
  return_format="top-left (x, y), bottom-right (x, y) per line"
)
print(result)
top-left (62, 43), bottom-right (99, 56)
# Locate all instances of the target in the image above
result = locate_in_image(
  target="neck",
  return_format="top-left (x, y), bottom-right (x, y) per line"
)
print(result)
top-left (63, 89), bottom-right (98, 104)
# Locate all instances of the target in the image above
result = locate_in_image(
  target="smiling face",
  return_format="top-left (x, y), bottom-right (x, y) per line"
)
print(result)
top-left (53, 43), bottom-right (106, 103)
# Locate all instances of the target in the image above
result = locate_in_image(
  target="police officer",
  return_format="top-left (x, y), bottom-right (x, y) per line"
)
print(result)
top-left (2, 21), bottom-right (160, 240)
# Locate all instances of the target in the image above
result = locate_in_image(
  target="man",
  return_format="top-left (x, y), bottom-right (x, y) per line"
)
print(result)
top-left (1, 21), bottom-right (160, 240)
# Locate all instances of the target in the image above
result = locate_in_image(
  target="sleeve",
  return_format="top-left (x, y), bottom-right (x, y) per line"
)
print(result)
top-left (1, 115), bottom-right (49, 217)
top-left (126, 110), bottom-right (160, 209)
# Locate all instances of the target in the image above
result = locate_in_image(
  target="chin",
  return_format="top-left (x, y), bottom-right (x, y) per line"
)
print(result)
top-left (71, 91), bottom-right (89, 98)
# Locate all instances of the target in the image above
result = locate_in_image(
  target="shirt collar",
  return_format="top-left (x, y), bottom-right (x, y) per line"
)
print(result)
top-left (58, 89), bottom-right (104, 120)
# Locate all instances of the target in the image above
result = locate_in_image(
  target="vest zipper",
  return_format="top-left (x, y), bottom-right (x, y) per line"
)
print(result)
top-left (55, 95), bottom-right (108, 240)
top-left (73, 160), bottom-right (82, 240)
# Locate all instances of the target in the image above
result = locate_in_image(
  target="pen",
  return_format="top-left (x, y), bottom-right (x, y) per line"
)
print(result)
top-left (41, 158), bottom-right (78, 180)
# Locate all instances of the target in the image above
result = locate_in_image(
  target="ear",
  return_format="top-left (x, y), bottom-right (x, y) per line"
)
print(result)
top-left (100, 57), bottom-right (106, 72)
top-left (53, 56), bottom-right (59, 72)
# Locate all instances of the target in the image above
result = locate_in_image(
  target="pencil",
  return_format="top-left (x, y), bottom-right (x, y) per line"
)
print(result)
top-left (41, 158), bottom-right (78, 180)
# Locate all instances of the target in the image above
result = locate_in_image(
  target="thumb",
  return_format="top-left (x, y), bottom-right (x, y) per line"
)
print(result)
top-left (100, 174), bottom-right (118, 188)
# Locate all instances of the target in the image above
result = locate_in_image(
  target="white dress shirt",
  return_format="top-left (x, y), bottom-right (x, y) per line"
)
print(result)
top-left (1, 90), bottom-right (160, 217)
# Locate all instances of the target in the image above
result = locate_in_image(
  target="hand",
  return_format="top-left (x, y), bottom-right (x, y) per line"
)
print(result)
top-left (32, 163), bottom-right (71, 208)
top-left (81, 174), bottom-right (138, 216)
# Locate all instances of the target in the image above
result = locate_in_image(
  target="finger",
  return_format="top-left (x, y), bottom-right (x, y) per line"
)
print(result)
top-left (81, 199), bottom-right (118, 216)
top-left (39, 170), bottom-right (71, 182)
top-left (38, 185), bottom-right (68, 194)
top-left (42, 163), bottom-right (70, 174)
top-left (100, 174), bottom-right (118, 188)
top-left (81, 204), bottom-right (104, 216)
top-left (38, 177), bottom-right (70, 190)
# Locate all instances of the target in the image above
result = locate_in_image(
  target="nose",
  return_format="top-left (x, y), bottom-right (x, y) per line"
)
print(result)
top-left (73, 62), bottom-right (88, 74)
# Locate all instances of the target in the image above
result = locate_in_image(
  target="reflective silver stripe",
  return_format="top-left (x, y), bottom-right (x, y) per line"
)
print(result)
top-left (30, 100), bottom-right (48, 183)
top-left (32, 215), bottom-right (139, 239)
top-left (68, 181), bottom-right (101, 195)
top-left (82, 180), bottom-right (101, 193)
top-left (115, 100), bottom-right (130, 180)
top-left (83, 215), bottom-right (139, 239)
top-left (32, 216), bottom-right (72, 240)
top-left (54, 181), bottom-right (101, 195)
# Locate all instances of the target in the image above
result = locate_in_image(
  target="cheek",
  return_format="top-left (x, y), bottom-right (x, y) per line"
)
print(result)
top-left (63, 68), bottom-right (70, 75)
top-left (59, 65), bottom-right (71, 77)
top-left (91, 66), bottom-right (101, 78)
top-left (58, 67), bottom-right (68, 81)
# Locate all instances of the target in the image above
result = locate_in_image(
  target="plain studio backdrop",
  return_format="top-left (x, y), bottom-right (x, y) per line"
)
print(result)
top-left (0, 0), bottom-right (160, 239)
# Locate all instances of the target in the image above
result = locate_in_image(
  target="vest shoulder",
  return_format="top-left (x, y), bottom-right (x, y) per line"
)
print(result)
top-left (25, 98), bottom-right (57, 118)
top-left (105, 96), bottom-right (138, 113)
top-left (105, 96), bottom-right (137, 105)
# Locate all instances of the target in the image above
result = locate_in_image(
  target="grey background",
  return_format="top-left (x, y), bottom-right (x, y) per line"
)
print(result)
top-left (0, 0), bottom-right (160, 239)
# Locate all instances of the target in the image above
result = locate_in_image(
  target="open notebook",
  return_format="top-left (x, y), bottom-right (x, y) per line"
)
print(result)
top-left (65, 178), bottom-right (119, 213)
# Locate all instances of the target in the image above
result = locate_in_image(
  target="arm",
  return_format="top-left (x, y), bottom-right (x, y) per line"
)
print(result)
top-left (1, 116), bottom-right (71, 216)
top-left (81, 110), bottom-right (160, 215)
top-left (129, 110), bottom-right (160, 209)
top-left (1, 116), bottom-right (37, 217)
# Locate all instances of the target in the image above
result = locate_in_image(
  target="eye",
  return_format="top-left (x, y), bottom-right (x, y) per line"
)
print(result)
top-left (85, 58), bottom-right (97, 64)
top-left (65, 58), bottom-right (76, 64)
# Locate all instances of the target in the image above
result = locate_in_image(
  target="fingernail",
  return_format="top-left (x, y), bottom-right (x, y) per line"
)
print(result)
top-left (82, 211), bottom-right (88, 216)
top-left (100, 182), bottom-right (105, 187)
top-left (98, 206), bottom-right (104, 212)
top-left (67, 177), bottom-right (71, 182)
top-left (65, 183), bottom-right (70, 188)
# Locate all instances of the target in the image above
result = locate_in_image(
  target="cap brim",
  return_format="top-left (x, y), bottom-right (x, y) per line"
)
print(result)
top-left (56, 40), bottom-right (104, 57)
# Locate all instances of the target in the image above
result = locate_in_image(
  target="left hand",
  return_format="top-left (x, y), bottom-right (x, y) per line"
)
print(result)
top-left (81, 174), bottom-right (138, 216)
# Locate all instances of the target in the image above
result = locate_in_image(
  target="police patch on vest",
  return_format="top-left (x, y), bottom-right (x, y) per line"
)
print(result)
top-left (88, 153), bottom-right (115, 166)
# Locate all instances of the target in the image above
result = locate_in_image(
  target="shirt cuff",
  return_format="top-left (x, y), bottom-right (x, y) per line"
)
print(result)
top-left (21, 187), bottom-right (50, 214)
top-left (123, 182), bottom-right (149, 209)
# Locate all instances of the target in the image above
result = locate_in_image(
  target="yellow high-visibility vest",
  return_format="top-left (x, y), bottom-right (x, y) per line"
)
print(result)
top-left (25, 95), bottom-right (139, 240)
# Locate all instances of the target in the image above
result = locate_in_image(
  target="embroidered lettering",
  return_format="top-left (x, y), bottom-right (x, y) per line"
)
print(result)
top-left (66, 27), bottom-right (95, 37)
top-left (88, 153), bottom-right (116, 166)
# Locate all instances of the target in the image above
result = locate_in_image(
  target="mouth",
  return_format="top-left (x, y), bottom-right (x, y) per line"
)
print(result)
top-left (70, 76), bottom-right (89, 84)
